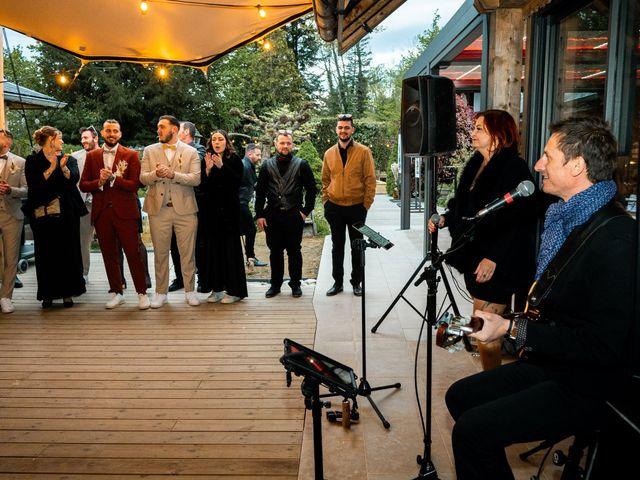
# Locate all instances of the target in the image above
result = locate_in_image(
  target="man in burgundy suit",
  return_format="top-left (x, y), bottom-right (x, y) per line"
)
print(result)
top-left (79, 119), bottom-right (150, 310)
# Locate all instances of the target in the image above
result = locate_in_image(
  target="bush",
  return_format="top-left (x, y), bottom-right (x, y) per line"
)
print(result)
top-left (296, 140), bottom-right (323, 193)
top-left (313, 199), bottom-right (330, 236)
top-left (386, 143), bottom-right (398, 197)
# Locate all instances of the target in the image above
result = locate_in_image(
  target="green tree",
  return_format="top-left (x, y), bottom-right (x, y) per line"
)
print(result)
top-left (283, 15), bottom-right (323, 98)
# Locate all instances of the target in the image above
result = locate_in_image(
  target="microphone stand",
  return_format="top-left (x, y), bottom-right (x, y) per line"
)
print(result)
top-left (412, 221), bottom-right (479, 480)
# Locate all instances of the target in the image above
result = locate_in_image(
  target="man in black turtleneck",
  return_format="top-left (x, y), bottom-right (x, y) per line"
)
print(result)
top-left (255, 132), bottom-right (316, 298)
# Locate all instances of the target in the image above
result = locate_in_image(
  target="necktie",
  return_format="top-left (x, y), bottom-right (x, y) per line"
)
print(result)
top-left (0, 155), bottom-right (7, 160)
top-left (163, 144), bottom-right (177, 150)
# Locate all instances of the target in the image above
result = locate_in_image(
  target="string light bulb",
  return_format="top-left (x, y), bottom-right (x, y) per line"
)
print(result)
top-left (262, 39), bottom-right (272, 51)
top-left (56, 73), bottom-right (69, 86)
top-left (140, 1), bottom-right (149, 14)
top-left (257, 5), bottom-right (267, 18)
top-left (156, 66), bottom-right (168, 79)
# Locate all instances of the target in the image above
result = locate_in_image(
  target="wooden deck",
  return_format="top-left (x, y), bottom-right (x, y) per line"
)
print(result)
top-left (0, 254), bottom-right (316, 478)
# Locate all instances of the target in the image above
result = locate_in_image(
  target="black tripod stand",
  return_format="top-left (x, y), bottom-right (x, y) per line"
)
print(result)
top-left (352, 225), bottom-right (401, 429)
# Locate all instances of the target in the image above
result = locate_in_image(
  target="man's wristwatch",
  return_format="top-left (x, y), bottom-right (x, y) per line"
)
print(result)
top-left (504, 318), bottom-right (517, 341)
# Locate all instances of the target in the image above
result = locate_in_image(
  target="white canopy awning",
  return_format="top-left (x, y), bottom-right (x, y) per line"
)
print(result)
top-left (0, 1), bottom-right (313, 68)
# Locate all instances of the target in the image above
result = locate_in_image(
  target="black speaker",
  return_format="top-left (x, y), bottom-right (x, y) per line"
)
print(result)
top-left (401, 75), bottom-right (457, 156)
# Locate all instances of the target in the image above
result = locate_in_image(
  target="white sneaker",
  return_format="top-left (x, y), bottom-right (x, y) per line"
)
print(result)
top-left (220, 294), bottom-right (241, 304)
top-left (150, 293), bottom-right (168, 308)
top-left (138, 293), bottom-right (150, 310)
top-left (105, 293), bottom-right (125, 309)
top-left (185, 291), bottom-right (200, 306)
top-left (207, 291), bottom-right (225, 303)
top-left (0, 298), bottom-right (15, 313)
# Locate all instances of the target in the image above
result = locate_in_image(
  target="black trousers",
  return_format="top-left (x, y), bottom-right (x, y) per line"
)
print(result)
top-left (323, 201), bottom-right (367, 287)
top-left (445, 361), bottom-right (603, 480)
top-left (239, 203), bottom-right (256, 260)
top-left (264, 209), bottom-right (304, 289)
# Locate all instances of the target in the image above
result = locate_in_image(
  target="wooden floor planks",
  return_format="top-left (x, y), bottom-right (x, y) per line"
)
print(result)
top-left (0, 253), bottom-right (315, 478)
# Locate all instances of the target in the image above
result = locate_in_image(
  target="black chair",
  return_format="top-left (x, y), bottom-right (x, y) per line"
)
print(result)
top-left (521, 432), bottom-right (599, 480)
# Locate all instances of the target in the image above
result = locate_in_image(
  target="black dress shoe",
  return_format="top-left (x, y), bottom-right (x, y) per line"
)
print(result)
top-left (265, 286), bottom-right (281, 298)
top-left (63, 298), bottom-right (74, 308)
top-left (326, 284), bottom-right (343, 296)
top-left (14, 277), bottom-right (23, 288)
top-left (168, 279), bottom-right (184, 292)
top-left (353, 285), bottom-right (363, 297)
top-left (291, 286), bottom-right (302, 298)
top-left (42, 299), bottom-right (53, 308)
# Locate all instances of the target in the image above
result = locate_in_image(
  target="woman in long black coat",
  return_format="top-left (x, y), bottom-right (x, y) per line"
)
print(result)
top-left (24, 126), bottom-right (87, 308)
top-left (200, 129), bottom-right (248, 303)
top-left (429, 110), bottom-right (538, 370)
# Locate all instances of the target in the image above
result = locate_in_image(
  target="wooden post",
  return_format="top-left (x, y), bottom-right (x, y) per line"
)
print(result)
top-left (486, 8), bottom-right (524, 123)
top-left (0, 28), bottom-right (5, 128)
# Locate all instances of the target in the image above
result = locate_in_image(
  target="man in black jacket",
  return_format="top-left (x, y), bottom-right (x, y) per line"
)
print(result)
top-left (445, 117), bottom-right (636, 479)
top-left (239, 143), bottom-right (267, 268)
top-left (255, 132), bottom-right (316, 298)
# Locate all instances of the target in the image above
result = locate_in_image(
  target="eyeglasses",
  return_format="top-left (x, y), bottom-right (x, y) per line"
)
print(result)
top-left (277, 129), bottom-right (293, 135)
top-left (0, 128), bottom-right (13, 139)
top-left (337, 114), bottom-right (353, 120)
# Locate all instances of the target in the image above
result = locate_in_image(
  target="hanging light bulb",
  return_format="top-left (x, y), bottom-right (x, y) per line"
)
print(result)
top-left (56, 73), bottom-right (69, 86)
top-left (263, 40), bottom-right (272, 51)
top-left (257, 5), bottom-right (267, 18)
top-left (140, 1), bottom-right (149, 14)
top-left (156, 66), bottom-right (168, 79)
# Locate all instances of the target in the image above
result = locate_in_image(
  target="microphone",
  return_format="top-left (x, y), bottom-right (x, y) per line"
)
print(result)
top-left (466, 180), bottom-right (535, 220)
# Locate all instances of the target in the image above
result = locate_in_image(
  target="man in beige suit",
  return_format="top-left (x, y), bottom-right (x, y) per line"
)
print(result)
top-left (0, 129), bottom-right (28, 313)
top-left (140, 115), bottom-right (201, 308)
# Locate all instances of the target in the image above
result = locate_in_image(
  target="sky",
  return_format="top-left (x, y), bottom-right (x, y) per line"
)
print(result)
top-left (2, 0), bottom-right (465, 68)
top-left (368, 0), bottom-right (464, 67)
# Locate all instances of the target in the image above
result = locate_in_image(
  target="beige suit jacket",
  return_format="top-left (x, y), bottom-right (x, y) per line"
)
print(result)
top-left (0, 153), bottom-right (28, 220)
top-left (140, 141), bottom-right (200, 215)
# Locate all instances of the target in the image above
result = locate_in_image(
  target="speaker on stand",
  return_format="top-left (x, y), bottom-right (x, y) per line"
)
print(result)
top-left (397, 74), bottom-right (457, 479)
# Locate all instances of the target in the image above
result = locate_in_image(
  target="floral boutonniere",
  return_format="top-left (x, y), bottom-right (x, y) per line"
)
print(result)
top-left (177, 153), bottom-right (182, 170)
top-left (115, 160), bottom-right (128, 177)
top-left (9, 162), bottom-right (16, 174)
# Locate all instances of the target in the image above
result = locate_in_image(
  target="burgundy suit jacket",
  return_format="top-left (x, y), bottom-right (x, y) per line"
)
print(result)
top-left (79, 145), bottom-right (141, 224)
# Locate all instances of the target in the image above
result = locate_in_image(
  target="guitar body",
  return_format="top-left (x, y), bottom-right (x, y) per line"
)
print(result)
top-left (435, 311), bottom-right (539, 350)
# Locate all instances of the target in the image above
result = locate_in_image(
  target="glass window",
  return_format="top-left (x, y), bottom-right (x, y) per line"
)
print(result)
top-left (555, 1), bottom-right (610, 119)
top-left (620, 12), bottom-right (639, 214)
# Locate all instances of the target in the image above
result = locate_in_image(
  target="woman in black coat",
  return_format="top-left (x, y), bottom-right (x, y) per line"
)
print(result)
top-left (24, 126), bottom-right (87, 308)
top-left (200, 129), bottom-right (247, 303)
top-left (429, 110), bottom-right (538, 370)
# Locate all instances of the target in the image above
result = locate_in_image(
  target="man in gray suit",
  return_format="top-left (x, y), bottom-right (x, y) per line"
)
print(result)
top-left (140, 115), bottom-right (201, 308)
top-left (0, 128), bottom-right (28, 313)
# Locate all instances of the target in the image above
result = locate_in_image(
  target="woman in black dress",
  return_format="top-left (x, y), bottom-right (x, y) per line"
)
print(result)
top-left (24, 126), bottom-right (87, 308)
top-left (429, 110), bottom-right (538, 370)
top-left (200, 129), bottom-right (247, 303)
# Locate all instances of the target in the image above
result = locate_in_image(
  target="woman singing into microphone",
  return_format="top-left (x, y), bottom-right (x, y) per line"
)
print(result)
top-left (428, 109), bottom-right (538, 370)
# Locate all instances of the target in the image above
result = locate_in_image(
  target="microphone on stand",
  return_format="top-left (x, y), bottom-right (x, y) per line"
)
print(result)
top-left (464, 180), bottom-right (535, 221)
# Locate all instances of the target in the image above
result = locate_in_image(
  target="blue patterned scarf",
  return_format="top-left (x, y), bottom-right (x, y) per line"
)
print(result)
top-left (535, 180), bottom-right (617, 279)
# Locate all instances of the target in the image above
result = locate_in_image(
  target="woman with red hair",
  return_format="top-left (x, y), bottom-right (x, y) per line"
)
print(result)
top-left (429, 109), bottom-right (538, 370)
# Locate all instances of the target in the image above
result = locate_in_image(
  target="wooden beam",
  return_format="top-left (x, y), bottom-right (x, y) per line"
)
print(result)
top-left (475, 0), bottom-right (541, 13)
top-left (486, 7), bottom-right (524, 123)
top-left (0, 29), bottom-right (5, 129)
top-left (338, 0), bottom-right (407, 54)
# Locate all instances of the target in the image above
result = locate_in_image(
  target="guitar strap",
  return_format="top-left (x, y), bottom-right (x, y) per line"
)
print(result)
top-left (526, 201), bottom-right (629, 313)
